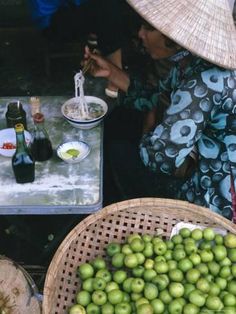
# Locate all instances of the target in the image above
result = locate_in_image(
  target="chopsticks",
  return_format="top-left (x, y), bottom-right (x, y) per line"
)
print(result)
top-left (82, 47), bottom-right (99, 75)
top-left (82, 58), bottom-right (94, 75)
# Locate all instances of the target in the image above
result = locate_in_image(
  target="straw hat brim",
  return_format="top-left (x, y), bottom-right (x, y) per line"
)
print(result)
top-left (127, 0), bottom-right (236, 69)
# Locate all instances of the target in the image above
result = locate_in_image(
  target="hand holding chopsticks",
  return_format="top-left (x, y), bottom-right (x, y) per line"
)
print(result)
top-left (82, 58), bottom-right (95, 75)
top-left (82, 48), bottom-right (100, 75)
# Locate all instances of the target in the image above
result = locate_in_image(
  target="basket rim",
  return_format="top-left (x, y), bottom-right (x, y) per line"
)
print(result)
top-left (42, 197), bottom-right (236, 313)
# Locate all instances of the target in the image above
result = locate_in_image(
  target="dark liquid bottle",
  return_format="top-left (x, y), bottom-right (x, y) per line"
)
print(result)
top-left (31, 113), bottom-right (53, 161)
top-left (6, 101), bottom-right (27, 130)
top-left (12, 123), bottom-right (35, 183)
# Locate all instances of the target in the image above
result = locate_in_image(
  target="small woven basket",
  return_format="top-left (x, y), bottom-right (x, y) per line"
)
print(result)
top-left (43, 198), bottom-right (236, 314)
top-left (0, 256), bottom-right (41, 314)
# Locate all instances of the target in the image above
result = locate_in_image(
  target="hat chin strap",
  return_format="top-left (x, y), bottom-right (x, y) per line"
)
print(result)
top-left (168, 50), bottom-right (190, 63)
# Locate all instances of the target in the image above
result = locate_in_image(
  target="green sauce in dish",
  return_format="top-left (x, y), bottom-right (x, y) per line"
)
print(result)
top-left (60, 148), bottom-right (80, 160)
top-left (66, 149), bottom-right (80, 157)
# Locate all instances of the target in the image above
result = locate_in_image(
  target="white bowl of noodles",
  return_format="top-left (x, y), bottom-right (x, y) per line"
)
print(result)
top-left (61, 96), bottom-right (108, 130)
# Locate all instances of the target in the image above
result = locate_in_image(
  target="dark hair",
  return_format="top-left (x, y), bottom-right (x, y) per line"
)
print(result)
top-left (139, 17), bottom-right (156, 31)
top-left (139, 17), bottom-right (180, 50)
top-left (164, 36), bottom-right (179, 49)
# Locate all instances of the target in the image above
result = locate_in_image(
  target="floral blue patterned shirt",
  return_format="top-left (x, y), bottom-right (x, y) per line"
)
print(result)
top-left (124, 52), bottom-right (236, 220)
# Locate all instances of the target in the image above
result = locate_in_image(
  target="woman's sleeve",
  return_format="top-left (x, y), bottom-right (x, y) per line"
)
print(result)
top-left (121, 75), bottom-right (161, 111)
top-left (139, 73), bottom-right (213, 175)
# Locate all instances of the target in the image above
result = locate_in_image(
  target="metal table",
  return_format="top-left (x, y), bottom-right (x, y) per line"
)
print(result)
top-left (0, 96), bottom-right (103, 214)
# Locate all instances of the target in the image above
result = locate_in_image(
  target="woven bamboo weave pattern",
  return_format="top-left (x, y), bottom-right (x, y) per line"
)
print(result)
top-left (127, 0), bottom-right (236, 69)
top-left (0, 256), bottom-right (41, 314)
top-left (43, 198), bottom-right (236, 314)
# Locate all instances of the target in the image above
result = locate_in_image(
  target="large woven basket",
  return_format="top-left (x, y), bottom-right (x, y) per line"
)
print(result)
top-left (43, 198), bottom-right (236, 314)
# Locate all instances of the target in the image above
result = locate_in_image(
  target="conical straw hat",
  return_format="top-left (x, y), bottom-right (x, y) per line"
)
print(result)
top-left (127, 0), bottom-right (236, 69)
top-left (228, 0), bottom-right (235, 11)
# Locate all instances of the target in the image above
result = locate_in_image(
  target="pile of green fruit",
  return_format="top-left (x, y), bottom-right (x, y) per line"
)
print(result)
top-left (69, 228), bottom-right (236, 314)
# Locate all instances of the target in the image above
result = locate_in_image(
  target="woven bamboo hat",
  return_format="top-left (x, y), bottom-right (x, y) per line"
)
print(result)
top-left (127, 0), bottom-right (236, 69)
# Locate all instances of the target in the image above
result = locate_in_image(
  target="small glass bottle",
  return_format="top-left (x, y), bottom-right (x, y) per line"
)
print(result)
top-left (29, 96), bottom-right (41, 116)
top-left (6, 100), bottom-right (27, 130)
top-left (12, 123), bottom-right (35, 183)
top-left (31, 113), bottom-right (53, 161)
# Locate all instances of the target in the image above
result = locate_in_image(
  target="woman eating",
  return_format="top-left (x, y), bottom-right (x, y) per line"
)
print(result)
top-left (84, 0), bottom-right (236, 221)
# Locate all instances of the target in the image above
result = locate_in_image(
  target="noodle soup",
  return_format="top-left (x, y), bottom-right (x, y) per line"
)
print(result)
top-left (64, 102), bottom-right (105, 121)
top-left (61, 96), bottom-right (108, 130)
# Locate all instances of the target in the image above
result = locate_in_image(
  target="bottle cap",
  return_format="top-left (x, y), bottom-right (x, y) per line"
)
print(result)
top-left (33, 112), bottom-right (44, 123)
top-left (15, 123), bottom-right (24, 132)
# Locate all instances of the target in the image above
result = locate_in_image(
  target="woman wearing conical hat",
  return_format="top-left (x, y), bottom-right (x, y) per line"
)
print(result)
top-left (85, 0), bottom-right (236, 221)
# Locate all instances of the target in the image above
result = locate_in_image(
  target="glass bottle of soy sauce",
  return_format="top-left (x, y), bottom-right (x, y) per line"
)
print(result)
top-left (12, 123), bottom-right (35, 183)
top-left (31, 113), bottom-right (53, 161)
top-left (6, 101), bottom-right (27, 130)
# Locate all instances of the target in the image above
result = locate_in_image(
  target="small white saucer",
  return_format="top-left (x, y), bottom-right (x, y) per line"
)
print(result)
top-left (57, 141), bottom-right (90, 164)
top-left (0, 128), bottom-right (32, 158)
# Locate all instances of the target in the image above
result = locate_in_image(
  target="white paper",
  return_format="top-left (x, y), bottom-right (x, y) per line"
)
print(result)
top-left (170, 222), bottom-right (227, 239)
